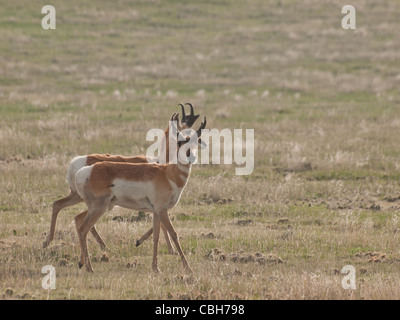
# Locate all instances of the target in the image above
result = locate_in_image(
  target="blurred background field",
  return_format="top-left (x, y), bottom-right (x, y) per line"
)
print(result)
top-left (1, 0), bottom-right (400, 299)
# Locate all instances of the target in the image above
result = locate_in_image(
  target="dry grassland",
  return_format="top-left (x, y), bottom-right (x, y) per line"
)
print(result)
top-left (1, 0), bottom-right (400, 300)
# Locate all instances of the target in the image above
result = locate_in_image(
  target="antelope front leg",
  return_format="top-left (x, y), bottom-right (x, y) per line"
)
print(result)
top-left (159, 210), bottom-right (193, 274)
top-left (135, 228), bottom-right (152, 247)
top-left (77, 227), bottom-right (92, 272)
top-left (162, 223), bottom-right (178, 255)
top-left (74, 210), bottom-right (109, 251)
top-left (136, 224), bottom-right (178, 255)
top-left (75, 201), bottom-right (109, 272)
top-left (152, 214), bottom-right (161, 273)
top-left (75, 211), bottom-right (92, 271)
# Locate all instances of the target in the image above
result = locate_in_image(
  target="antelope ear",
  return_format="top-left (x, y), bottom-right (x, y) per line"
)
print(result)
top-left (198, 138), bottom-right (207, 149)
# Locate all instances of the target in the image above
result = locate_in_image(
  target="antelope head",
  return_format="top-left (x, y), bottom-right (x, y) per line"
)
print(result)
top-left (170, 115), bottom-right (207, 164)
top-left (179, 103), bottom-right (200, 128)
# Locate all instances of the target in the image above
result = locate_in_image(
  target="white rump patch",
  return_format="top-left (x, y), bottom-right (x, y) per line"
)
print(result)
top-left (67, 156), bottom-right (88, 192)
top-left (75, 165), bottom-right (93, 198)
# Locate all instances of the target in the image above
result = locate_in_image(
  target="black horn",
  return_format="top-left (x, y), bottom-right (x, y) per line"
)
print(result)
top-left (196, 116), bottom-right (207, 138)
top-left (178, 103), bottom-right (186, 120)
top-left (169, 112), bottom-right (182, 135)
top-left (185, 103), bottom-right (195, 116)
top-left (179, 102), bottom-right (200, 128)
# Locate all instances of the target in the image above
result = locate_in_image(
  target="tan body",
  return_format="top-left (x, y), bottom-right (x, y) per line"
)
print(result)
top-left (43, 153), bottom-right (176, 253)
top-left (74, 113), bottom-right (206, 273)
top-left (75, 160), bottom-right (193, 273)
top-left (43, 104), bottom-right (199, 253)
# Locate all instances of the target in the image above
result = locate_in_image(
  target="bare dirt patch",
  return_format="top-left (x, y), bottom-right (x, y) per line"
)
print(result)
top-left (205, 248), bottom-right (284, 265)
top-left (354, 252), bottom-right (400, 263)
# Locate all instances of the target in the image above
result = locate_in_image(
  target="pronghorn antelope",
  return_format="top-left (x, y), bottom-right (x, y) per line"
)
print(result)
top-left (74, 115), bottom-right (207, 273)
top-left (43, 104), bottom-right (200, 252)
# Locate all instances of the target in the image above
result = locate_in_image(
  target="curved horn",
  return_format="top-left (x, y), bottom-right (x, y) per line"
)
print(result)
top-left (169, 113), bottom-right (180, 138)
top-left (180, 103), bottom-right (200, 128)
top-left (196, 116), bottom-right (207, 138)
top-left (185, 103), bottom-right (194, 116)
top-left (170, 112), bottom-right (183, 131)
top-left (178, 103), bottom-right (186, 122)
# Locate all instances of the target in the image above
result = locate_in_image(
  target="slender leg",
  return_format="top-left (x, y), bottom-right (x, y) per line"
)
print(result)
top-left (136, 224), bottom-right (177, 255)
top-left (74, 211), bottom-right (109, 251)
top-left (90, 226), bottom-right (109, 251)
top-left (43, 191), bottom-right (82, 248)
top-left (161, 224), bottom-right (178, 255)
top-left (136, 228), bottom-right (153, 247)
top-left (75, 201), bottom-right (109, 272)
top-left (152, 214), bottom-right (161, 273)
top-left (75, 211), bottom-right (89, 270)
top-left (159, 210), bottom-right (193, 274)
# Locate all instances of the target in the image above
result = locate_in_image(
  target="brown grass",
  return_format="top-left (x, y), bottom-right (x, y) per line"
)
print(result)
top-left (1, 0), bottom-right (400, 300)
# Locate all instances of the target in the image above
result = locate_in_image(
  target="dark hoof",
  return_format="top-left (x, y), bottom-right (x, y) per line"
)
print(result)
top-left (78, 262), bottom-right (84, 269)
top-left (135, 240), bottom-right (141, 247)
